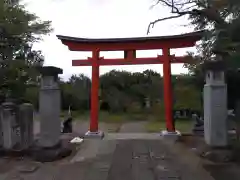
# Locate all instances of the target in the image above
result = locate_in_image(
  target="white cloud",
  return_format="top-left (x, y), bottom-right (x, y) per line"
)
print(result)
top-left (23, 0), bottom-right (196, 80)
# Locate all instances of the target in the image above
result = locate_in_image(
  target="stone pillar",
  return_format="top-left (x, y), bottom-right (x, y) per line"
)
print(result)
top-left (0, 102), bottom-right (19, 150)
top-left (204, 64), bottom-right (228, 147)
top-left (19, 103), bottom-right (34, 150)
top-left (39, 66), bottom-right (63, 148)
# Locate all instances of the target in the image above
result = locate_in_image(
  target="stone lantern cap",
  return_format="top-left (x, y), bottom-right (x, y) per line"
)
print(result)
top-left (203, 60), bottom-right (226, 72)
top-left (38, 66), bottom-right (63, 76)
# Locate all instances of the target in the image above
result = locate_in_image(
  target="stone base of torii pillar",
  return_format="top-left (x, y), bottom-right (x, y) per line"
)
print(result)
top-left (84, 131), bottom-right (104, 139)
top-left (160, 130), bottom-right (181, 142)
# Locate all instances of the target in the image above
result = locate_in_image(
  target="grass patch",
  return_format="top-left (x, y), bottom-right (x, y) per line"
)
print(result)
top-left (37, 110), bottom-right (140, 123)
top-left (146, 120), bottom-right (193, 133)
top-left (60, 111), bottom-right (152, 123)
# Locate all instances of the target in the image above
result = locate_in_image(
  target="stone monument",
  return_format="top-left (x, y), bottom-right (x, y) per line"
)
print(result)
top-left (0, 100), bottom-right (35, 155)
top-left (32, 66), bottom-right (71, 162)
top-left (203, 61), bottom-right (228, 147)
top-left (0, 101), bottom-right (19, 150)
top-left (19, 103), bottom-right (34, 150)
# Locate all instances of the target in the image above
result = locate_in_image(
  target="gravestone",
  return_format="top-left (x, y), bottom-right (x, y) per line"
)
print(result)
top-left (19, 103), bottom-right (34, 150)
top-left (192, 114), bottom-right (204, 135)
top-left (204, 62), bottom-right (228, 147)
top-left (145, 97), bottom-right (151, 108)
top-left (0, 101), bottom-right (19, 150)
top-left (174, 110), bottom-right (181, 119)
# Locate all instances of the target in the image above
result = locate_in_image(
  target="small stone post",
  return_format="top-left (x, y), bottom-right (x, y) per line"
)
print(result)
top-left (38, 66), bottom-right (63, 148)
top-left (19, 103), bottom-right (34, 150)
top-left (204, 61), bottom-right (228, 147)
top-left (0, 102), bottom-right (18, 150)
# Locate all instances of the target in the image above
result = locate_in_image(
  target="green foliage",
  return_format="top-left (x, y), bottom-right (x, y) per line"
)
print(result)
top-left (58, 70), bottom-right (201, 116)
top-left (60, 74), bottom-right (91, 111)
top-left (24, 86), bottom-right (39, 107)
top-left (0, 1), bottom-right (52, 103)
top-left (146, 120), bottom-right (193, 133)
top-left (100, 70), bottom-right (163, 113)
top-left (173, 75), bottom-right (202, 110)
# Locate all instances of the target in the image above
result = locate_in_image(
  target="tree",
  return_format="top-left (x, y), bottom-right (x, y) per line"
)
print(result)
top-left (100, 70), bottom-right (133, 112)
top-left (173, 74), bottom-right (202, 110)
top-left (60, 74), bottom-right (91, 111)
top-left (0, 1), bottom-right (52, 103)
top-left (148, 0), bottom-right (240, 61)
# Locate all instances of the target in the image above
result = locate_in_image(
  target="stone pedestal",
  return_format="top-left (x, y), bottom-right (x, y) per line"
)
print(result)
top-left (204, 69), bottom-right (228, 147)
top-left (19, 103), bottom-right (34, 150)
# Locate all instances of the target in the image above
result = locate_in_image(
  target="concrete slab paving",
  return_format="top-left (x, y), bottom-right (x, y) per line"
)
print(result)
top-left (0, 137), bottom-right (215, 180)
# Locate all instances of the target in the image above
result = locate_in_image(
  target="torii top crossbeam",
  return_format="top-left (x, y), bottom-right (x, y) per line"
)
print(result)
top-left (57, 31), bottom-right (203, 51)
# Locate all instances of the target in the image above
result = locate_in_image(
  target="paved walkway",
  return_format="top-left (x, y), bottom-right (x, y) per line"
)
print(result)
top-left (0, 133), bottom-right (215, 180)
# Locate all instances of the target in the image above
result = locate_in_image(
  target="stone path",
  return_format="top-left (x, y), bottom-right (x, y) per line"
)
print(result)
top-left (107, 139), bottom-right (213, 180)
top-left (0, 134), bottom-right (215, 180)
top-left (118, 121), bottom-right (148, 133)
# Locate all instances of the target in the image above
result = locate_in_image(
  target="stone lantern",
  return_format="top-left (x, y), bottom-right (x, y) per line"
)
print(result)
top-left (31, 66), bottom-right (71, 162)
top-left (38, 66), bottom-right (63, 148)
top-left (203, 61), bottom-right (228, 147)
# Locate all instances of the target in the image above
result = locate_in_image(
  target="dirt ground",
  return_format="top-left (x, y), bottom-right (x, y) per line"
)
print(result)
top-left (178, 135), bottom-right (240, 180)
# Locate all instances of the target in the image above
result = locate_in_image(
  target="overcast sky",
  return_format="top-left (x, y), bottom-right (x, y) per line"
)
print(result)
top-left (22, 0), bottom-right (196, 80)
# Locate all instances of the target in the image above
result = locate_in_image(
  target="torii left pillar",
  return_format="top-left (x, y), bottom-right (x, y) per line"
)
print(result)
top-left (85, 49), bottom-right (104, 138)
top-left (161, 48), bottom-right (181, 139)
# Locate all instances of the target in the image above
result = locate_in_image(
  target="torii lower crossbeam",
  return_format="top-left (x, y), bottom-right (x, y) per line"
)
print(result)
top-left (72, 55), bottom-right (189, 66)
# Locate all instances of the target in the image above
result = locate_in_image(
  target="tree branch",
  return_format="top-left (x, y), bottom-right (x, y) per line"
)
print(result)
top-left (147, 0), bottom-right (227, 34)
top-left (147, 14), bottom-right (183, 34)
top-left (157, 0), bottom-right (180, 13)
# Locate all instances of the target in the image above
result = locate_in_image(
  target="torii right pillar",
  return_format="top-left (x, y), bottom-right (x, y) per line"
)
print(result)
top-left (161, 48), bottom-right (181, 139)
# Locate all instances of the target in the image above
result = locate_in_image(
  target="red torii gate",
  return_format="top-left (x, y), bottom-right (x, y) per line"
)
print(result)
top-left (57, 31), bottom-right (203, 136)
